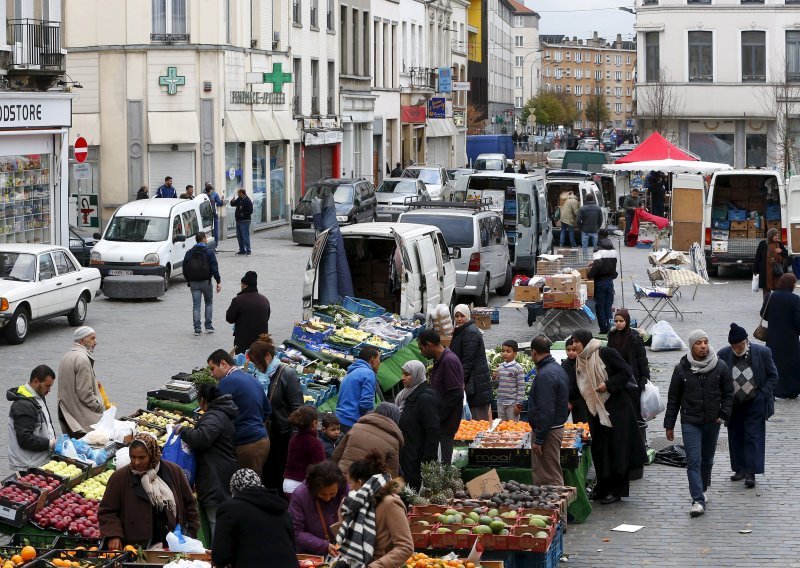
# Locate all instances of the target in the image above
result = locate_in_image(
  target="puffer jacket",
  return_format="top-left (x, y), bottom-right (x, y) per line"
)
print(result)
top-left (450, 321), bottom-right (493, 406)
top-left (664, 356), bottom-right (734, 430)
top-left (560, 195), bottom-right (580, 226)
top-left (7, 385), bottom-right (56, 471)
top-left (587, 237), bottom-right (618, 281)
top-left (332, 412), bottom-right (404, 477)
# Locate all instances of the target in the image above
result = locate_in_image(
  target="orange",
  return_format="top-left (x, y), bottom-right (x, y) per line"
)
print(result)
top-left (10, 555), bottom-right (22, 565)
top-left (123, 545), bottom-right (137, 553)
top-left (20, 546), bottom-right (36, 562)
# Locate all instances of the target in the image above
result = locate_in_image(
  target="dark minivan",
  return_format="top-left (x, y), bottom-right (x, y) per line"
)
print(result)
top-left (291, 178), bottom-right (377, 245)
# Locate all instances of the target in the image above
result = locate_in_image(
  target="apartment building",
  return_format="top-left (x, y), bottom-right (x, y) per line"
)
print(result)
top-left (398, 0), bottom-right (427, 164)
top-left (370, 0), bottom-right (400, 183)
top-left (510, 0), bottom-right (540, 133)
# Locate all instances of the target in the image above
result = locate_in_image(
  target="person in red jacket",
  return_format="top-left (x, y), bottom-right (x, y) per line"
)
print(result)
top-left (283, 406), bottom-right (325, 495)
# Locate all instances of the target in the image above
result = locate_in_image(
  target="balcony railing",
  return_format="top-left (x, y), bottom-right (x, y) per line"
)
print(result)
top-left (7, 19), bottom-right (64, 72)
top-left (311, 96), bottom-right (320, 115)
top-left (408, 67), bottom-right (437, 90)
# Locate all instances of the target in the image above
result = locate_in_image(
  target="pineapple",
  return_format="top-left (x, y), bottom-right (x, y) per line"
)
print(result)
top-left (444, 465), bottom-right (465, 494)
top-left (441, 488), bottom-right (455, 501)
top-left (430, 492), bottom-right (449, 505)
top-left (420, 461), bottom-right (445, 496)
top-left (411, 494), bottom-right (430, 506)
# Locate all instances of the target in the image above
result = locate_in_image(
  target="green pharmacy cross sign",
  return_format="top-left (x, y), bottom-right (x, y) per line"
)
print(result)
top-left (263, 63), bottom-right (292, 93)
top-left (159, 67), bottom-right (186, 95)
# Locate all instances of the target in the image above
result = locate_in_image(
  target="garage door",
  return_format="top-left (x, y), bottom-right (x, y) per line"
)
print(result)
top-left (149, 151), bottom-right (195, 193)
top-left (304, 146), bottom-right (334, 191)
top-left (427, 137), bottom-right (450, 168)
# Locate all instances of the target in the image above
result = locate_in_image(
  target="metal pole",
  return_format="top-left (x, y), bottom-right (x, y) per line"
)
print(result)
top-left (617, 234), bottom-right (625, 308)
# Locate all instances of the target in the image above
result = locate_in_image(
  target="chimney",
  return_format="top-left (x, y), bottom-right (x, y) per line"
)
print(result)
top-left (616, 33), bottom-right (622, 42)
top-left (593, 31), bottom-right (599, 41)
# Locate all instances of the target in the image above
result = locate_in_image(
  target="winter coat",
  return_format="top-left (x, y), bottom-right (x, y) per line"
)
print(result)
top-left (217, 368), bottom-right (272, 446)
top-left (527, 355), bottom-right (569, 446)
top-left (754, 240), bottom-right (787, 291)
top-left (231, 194), bottom-right (254, 222)
top-left (664, 356), bottom-right (734, 429)
top-left (450, 321), bottom-right (493, 407)
top-left (7, 385), bottom-right (56, 471)
top-left (284, 429), bottom-right (326, 482)
top-left (320, 432), bottom-right (341, 458)
top-left (57, 345), bottom-right (104, 436)
top-left (718, 343), bottom-right (779, 419)
top-left (98, 461), bottom-right (199, 546)
top-left (370, 492), bottom-right (414, 568)
top-left (560, 195), bottom-right (580, 226)
top-left (136, 189), bottom-right (149, 200)
top-left (288, 480), bottom-right (347, 555)
top-left (332, 413), bottom-right (404, 478)
top-left (336, 359), bottom-right (377, 428)
top-left (179, 395), bottom-right (240, 508)
top-left (760, 289), bottom-right (800, 399)
top-left (587, 238), bottom-right (618, 282)
top-left (212, 486), bottom-right (298, 568)
top-left (155, 184), bottom-right (177, 199)
top-left (606, 328), bottom-right (649, 389)
top-left (577, 202), bottom-right (603, 233)
top-left (398, 383), bottom-right (440, 490)
top-left (226, 286), bottom-right (271, 354)
top-left (622, 194), bottom-right (641, 214)
top-left (182, 243), bottom-right (221, 284)
top-left (267, 365), bottom-right (304, 436)
top-left (429, 349), bottom-right (464, 436)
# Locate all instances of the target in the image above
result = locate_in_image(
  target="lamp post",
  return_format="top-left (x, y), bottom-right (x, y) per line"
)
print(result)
top-left (519, 49), bottom-right (545, 133)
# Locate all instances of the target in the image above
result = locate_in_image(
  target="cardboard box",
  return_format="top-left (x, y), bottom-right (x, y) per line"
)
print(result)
top-left (582, 280), bottom-right (594, 298)
top-left (747, 218), bottom-right (761, 230)
top-left (543, 291), bottom-right (581, 309)
top-left (577, 267), bottom-right (589, 279)
top-left (711, 240), bottom-right (728, 252)
top-left (514, 285), bottom-right (541, 302)
top-left (545, 271), bottom-right (580, 293)
top-left (710, 229), bottom-right (728, 241)
top-left (767, 220), bottom-right (781, 231)
top-left (729, 229), bottom-right (749, 239)
top-left (466, 468), bottom-right (503, 498)
top-left (473, 313), bottom-right (492, 330)
top-left (730, 220), bottom-right (748, 231)
top-left (747, 228), bottom-right (758, 238)
top-left (537, 259), bottom-right (563, 274)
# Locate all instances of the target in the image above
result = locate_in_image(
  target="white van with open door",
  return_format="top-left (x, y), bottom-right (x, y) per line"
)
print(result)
top-left (302, 223), bottom-right (456, 319)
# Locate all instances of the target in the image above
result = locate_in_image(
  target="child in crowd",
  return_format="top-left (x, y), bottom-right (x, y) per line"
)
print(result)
top-left (319, 412), bottom-right (342, 458)
top-left (283, 406), bottom-right (326, 495)
top-left (494, 340), bottom-right (526, 421)
top-left (562, 337), bottom-right (589, 423)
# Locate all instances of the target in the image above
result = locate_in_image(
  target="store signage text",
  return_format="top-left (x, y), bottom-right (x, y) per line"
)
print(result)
top-left (0, 97), bottom-right (71, 128)
top-left (230, 91), bottom-right (286, 105)
top-left (0, 103), bottom-right (43, 122)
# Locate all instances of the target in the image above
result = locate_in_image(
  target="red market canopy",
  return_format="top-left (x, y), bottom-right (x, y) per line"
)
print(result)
top-left (615, 132), bottom-right (699, 163)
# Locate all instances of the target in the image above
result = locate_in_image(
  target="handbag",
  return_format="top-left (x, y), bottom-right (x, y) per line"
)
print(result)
top-left (265, 366), bottom-right (285, 434)
top-left (753, 292), bottom-right (772, 342)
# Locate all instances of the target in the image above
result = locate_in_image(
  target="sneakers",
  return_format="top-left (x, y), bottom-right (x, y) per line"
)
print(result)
top-left (205, 327), bottom-right (215, 334)
top-left (690, 501), bottom-right (705, 517)
top-left (703, 492), bottom-right (710, 504)
top-left (745, 475), bottom-right (756, 488)
top-left (730, 472), bottom-right (746, 481)
top-left (194, 330), bottom-right (201, 337)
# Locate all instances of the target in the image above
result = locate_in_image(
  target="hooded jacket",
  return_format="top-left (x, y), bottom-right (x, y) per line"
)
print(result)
top-left (179, 395), bottom-right (240, 507)
top-left (450, 320), bottom-right (493, 407)
top-left (560, 194), bottom-right (580, 226)
top-left (587, 238), bottom-right (618, 282)
top-left (212, 486), bottom-right (298, 568)
top-left (336, 359), bottom-right (377, 428)
top-left (7, 384), bottom-right (56, 471)
top-left (225, 286), bottom-right (271, 354)
top-left (288, 480), bottom-right (347, 555)
top-left (527, 355), bottom-right (570, 446)
top-left (332, 413), bottom-right (404, 478)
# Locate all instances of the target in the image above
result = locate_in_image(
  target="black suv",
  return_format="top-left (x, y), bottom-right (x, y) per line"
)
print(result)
top-left (291, 178), bottom-right (377, 245)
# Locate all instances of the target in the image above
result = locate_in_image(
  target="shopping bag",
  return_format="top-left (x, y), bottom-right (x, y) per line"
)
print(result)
top-left (649, 321), bottom-right (687, 351)
top-left (752, 274), bottom-right (759, 294)
top-left (165, 524), bottom-right (206, 554)
top-left (653, 445), bottom-right (687, 468)
top-left (161, 430), bottom-right (196, 486)
top-left (640, 381), bottom-right (666, 421)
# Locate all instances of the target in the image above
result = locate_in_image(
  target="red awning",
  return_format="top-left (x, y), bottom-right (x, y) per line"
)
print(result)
top-left (401, 105), bottom-right (427, 124)
top-left (616, 132), bottom-right (698, 163)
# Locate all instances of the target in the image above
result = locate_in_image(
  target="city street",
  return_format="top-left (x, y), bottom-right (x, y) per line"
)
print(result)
top-left (2, 226), bottom-right (798, 565)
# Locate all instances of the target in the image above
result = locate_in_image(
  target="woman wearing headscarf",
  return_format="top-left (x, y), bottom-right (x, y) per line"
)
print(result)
top-left (450, 304), bottom-right (493, 420)
top-left (212, 468), bottom-right (298, 567)
top-left (332, 402), bottom-right (404, 478)
top-left (99, 433), bottom-right (199, 550)
top-left (761, 273), bottom-right (800, 399)
top-left (396, 360), bottom-right (440, 490)
top-left (754, 227), bottom-right (787, 301)
top-left (571, 329), bottom-right (647, 505)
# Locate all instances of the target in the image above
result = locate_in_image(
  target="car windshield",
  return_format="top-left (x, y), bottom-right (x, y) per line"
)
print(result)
top-left (302, 184), bottom-right (354, 204)
top-left (404, 169), bottom-right (440, 185)
top-left (0, 252), bottom-right (36, 282)
top-left (474, 159), bottom-right (504, 171)
top-left (377, 180), bottom-right (417, 194)
top-left (104, 216), bottom-right (170, 242)
top-left (400, 214), bottom-right (474, 247)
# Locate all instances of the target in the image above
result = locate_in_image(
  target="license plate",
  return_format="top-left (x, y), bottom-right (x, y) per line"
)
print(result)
top-left (108, 270), bottom-right (133, 276)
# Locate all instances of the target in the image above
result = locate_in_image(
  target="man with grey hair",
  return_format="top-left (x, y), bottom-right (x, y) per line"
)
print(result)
top-left (57, 327), bottom-right (104, 438)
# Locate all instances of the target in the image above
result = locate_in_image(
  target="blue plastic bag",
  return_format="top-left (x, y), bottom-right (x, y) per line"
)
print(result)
top-left (161, 431), bottom-right (196, 486)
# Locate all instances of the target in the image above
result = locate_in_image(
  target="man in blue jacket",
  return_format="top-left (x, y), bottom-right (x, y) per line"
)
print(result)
top-left (155, 176), bottom-right (177, 198)
top-left (336, 346), bottom-right (381, 434)
top-left (183, 232), bottom-right (221, 336)
top-left (528, 335), bottom-right (569, 485)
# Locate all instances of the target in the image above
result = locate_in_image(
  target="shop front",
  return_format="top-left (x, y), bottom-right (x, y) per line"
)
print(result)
top-left (426, 118), bottom-right (458, 169)
top-left (298, 118), bottom-right (343, 198)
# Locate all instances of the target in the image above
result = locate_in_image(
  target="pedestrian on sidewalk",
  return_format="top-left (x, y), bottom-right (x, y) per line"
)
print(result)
top-left (204, 183), bottom-right (225, 242)
top-left (155, 176), bottom-right (176, 198)
top-left (718, 323), bottom-right (778, 489)
top-left (665, 330), bottom-right (734, 517)
top-left (577, 193), bottom-right (603, 251)
top-left (760, 273), bottom-right (800, 399)
top-left (559, 192), bottom-right (579, 248)
top-left (335, 346), bottom-right (381, 434)
top-left (451, 304), bottom-right (493, 421)
top-left (225, 271), bottom-right (270, 354)
top-left (57, 326), bottom-right (104, 438)
top-left (587, 229), bottom-right (618, 334)
top-left (607, 308), bottom-right (650, 445)
top-left (494, 339), bottom-right (526, 422)
top-left (183, 231), bottom-right (221, 336)
top-left (754, 228), bottom-right (787, 302)
top-left (528, 335), bottom-right (569, 486)
top-left (230, 188), bottom-right (253, 255)
top-left (7, 364), bottom-right (57, 473)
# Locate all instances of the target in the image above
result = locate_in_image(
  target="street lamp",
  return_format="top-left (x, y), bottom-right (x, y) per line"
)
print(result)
top-left (618, 6), bottom-right (635, 14)
top-left (519, 49), bottom-right (546, 132)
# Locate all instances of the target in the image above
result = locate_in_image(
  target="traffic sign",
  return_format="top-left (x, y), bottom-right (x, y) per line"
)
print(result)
top-left (74, 136), bottom-right (88, 163)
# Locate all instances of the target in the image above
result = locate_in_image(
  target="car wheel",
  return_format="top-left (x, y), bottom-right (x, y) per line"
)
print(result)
top-left (67, 294), bottom-right (88, 326)
top-left (497, 264), bottom-right (513, 296)
top-left (5, 307), bottom-right (29, 345)
top-left (476, 275), bottom-right (490, 307)
top-left (164, 266), bottom-right (171, 292)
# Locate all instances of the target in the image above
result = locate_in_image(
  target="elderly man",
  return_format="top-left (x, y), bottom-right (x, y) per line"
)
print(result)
top-left (665, 330), bottom-right (734, 517)
top-left (57, 326), bottom-right (104, 438)
top-left (7, 365), bottom-right (57, 472)
top-left (718, 323), bottom-right (778, 488)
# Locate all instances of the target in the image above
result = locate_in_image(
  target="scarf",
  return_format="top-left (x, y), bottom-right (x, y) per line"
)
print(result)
top-left (130, 434), bottom-right (177, 516)
top-left (686, 345), bottom-right (719, 374)
top-left (607, 309), bottom-right (632, 360)
top-left (336, 473), bottom-right (391, 568)
top-left (394, 360), bottom-right (427, 411)
top-left (230, 468), bottom-right (263, 495)
top-left (576, 339), bottom-right (612, 427)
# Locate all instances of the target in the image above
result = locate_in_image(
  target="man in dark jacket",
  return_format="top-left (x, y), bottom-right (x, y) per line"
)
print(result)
top-left (451, 305), bottom-right (493, 420)
top-left (418, 329), bottom-right (464, 466)
top-left (587, 229), bottom-right (618, 334)
top-left (155, 176), bottom-right (177, 198)
top-left (390, 162), bottom-right (403, 177)
top-left (7, 365), bottom-right (57, 472)
top-left (230, 189), bottom-right (254, 255)
top-left (528, 336), bottom-right (569, 486)
top-left (665, 330), bottom-right (734, 517)
top-left (263, 364), bottom-right (305, 489)
top-left (622, 189), bottom-right (641, 238)
top-left (718, 323), bottom-right (778, 489)
top-left (204, 183), bottom-right (225, 242)
top-left (646, 171), bottom-right (666, 218)
top-left (577, 193), bottom-right (604, 251)
top-left (225, 271), bottom-right (270, 354)
top-left (183, 232), bottom-right (221, 336)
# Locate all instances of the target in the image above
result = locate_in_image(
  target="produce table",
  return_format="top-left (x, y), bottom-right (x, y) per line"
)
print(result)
top-left (147, 397), bottom-right (200, 415)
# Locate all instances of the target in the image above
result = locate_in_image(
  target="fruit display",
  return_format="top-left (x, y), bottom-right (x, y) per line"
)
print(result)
top-left (16, 472), bottom-right (62, 493)
top-left (39, 549), bottom-right (126, 567)
top-left (494, 420), bottom-right (531, 433)
top-left (32, 492), bottom-right (100, 538)
top-left (408, 462), bottom-right (466, 505)
top-left (405, 553), bottom-right (482, 568)
top-left (73, 470), bottom-right (113, 500)
top-left (478, 480), bottom-right (568, 510)
top-left (0, 545), bottom-right (37, 567)
top-left (313, 304), bottom-right (363, 326)
top-left (454, 420), bottom-right (492, 442)
top-left (485, 347), bottom-right (535, 375)
top-left (470, 432), bottom-right (529, 449)
top-left (39, 460), bottom-right (83, 481)
top-left (562, 430), bottom-right (583, 449)
top-left (0, 484), bottom-right (38, 506)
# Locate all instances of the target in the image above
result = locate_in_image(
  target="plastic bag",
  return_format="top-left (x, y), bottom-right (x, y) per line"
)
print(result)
top-left (432, 304), bottom-right (454, 337)
top-left (115, 446), bottom-right (130, 469)
top-left (752, 275), bottom-right (759, 293)
top-left (653, 444), bottom-right (687, 468)
top-left (649, 321), bottom-right (687, 351)
top-left (91, 407), bottom-right (117, 437)
top-left (640, 381), bottom-right (666, 421)
top-left (161, 431), bottom-right (196, 486)
top-left (165, 524), bottom-right (206, 554)
top-left (56, 434), bottom-right (80, 460)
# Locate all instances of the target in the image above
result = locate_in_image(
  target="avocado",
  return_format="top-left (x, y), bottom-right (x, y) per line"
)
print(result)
top-left (489, 520), bottom-right (507, 534)
top-left (529, 518), bottom-right (548, 528)
top-left (472, 525), bottom-right (493, 534)
top-left (479, 515), bottom-right (494, 526)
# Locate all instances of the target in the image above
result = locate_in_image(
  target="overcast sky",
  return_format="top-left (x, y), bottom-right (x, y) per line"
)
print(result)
top-left (527, 0), bottom-right (636, 42)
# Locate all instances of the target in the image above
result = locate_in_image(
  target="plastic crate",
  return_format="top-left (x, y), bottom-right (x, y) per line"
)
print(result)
top-left (342, 296), bottom-right (386, 318)
top-left (9, 531), bottom-right (61, 550)
top-left (8, 470), bottom-right (67, 505)
top-left (505, 524), bottom-right (563, 568)
top-left (292, 323), bottom-right (335, 344)
top-left (41, 549), bottom-right (132, 567)
top-left (31, 455), bottom-right (91, 490)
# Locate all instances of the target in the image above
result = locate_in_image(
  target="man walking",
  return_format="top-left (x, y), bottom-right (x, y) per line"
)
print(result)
top-left (180, 185), bottom-right (195, 199)
top-left (528, 336), bottom-right (569, 486)
top-left (225, 271), bottom-right (271, 354)
top-left (57, 327), bottom-right (104, 438)
top-left (204, 183), bottom-right (225, 242)
top-left (587, 229), bottom-right (618, 334)
top-left (183, 231), bottom-right (221, 336)
top-left (335, 346), bottom-right (381, 434)
top-left (559, 192), bottom-right (580, 247)
top-left (577, 193), bottom-right (603, 251)
top-left (622, 189), bottom-right (642, 239)
top-left (230, 189), bottom-right (253, 255)
top-left (155, 176), bottom-right (177, 198)
top-left (718, 323), bottom-right (778, 488)
top-left (7, 365), bottom-right (57, 472)
top-left (665, 330), bottom-right (734, 517)
top-left (418, 330), bottom-right (464, 465)
top-left (390, 162), bottom-right (403, 177)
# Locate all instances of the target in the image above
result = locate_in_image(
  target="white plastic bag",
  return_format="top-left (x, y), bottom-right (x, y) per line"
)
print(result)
top-left (166, 526), bottom-right (206, 554)
top-left (752, 275), bottom-right (759, 293)
top-left (432, 304), bottom-right (454, 337)
top-left (649, 321), bottom-right (687, 352)
top-left (640, 381), bottom-right (666, 421)
top-left (115, 446), bottom-right (130, 469)
top-left (91, 407), bottom-right (117, 435)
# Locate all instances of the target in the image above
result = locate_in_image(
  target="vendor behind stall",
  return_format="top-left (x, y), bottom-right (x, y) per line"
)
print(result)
top-left (7, 365), bottom-right (57, 473)
top-left (99, 433), bottom-right (199, 550)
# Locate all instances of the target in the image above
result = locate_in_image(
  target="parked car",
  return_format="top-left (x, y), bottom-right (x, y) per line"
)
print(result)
top-left (576, 138), bottom-right (600, 151)
top-left (447, 168), bottom-right (475, 181)
top-left (401, 166), bottom-right (452, 199)
top-left (69, 225), bottom-right (97, 267)
top-left (0, 245), bottom-right (102, 344)
top-left (546, 150), bottom-right (567, 170)
top-left (291, 178), bottom-right (377, 245)
top-left (473, 154), bottom-right (507, 172)
top-left (375, 178), bottom-right (430, 222)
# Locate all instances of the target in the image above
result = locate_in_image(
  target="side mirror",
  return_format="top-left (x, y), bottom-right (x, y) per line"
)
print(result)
top-left (174, 234), bottom-right (187, 243)
top-left (93, 232), bottom-right (101, 240)
top-left (451, 247), bottom-right (462, 259)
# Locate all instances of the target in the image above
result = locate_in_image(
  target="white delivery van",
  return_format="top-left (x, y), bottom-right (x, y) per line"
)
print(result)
top-left (303, 223), bottom-right (456, 319)
top-left (90, 196), bottom-right (216, 291)
top-left (545, 170), bottom-right (608, 235)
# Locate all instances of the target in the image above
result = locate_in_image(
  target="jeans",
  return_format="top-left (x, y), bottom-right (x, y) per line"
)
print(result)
top-left (581, 232), bottom-right (598, 251)
top-left (212, 214), bottom-right (220, 242)
top-left (189, 280), bottom-right (214, 332)
top-left (560, 223), bottom-right (576, 247)
top-left (594, 279), bottom-right (615, 334)
top-left (682, 421), bottom-right (721, 505)
top-left (236, 220), bottom-right (251, 253)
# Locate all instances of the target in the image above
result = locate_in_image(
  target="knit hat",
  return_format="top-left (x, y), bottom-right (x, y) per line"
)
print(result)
top-left (687, 329), bottom-right (708, 347)
top-left (241, 271), bottom-right (257, 287)
top-left (454, 304), bottom-right (471, 320)
top-left (728, 323), bottom-right (748, 344)
top-left (73, 326), bottom-right (95, 342)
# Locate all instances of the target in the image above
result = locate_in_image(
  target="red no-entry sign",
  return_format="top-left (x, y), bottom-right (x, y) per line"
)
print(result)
top-left (74, 136), bottom-right (88, 163)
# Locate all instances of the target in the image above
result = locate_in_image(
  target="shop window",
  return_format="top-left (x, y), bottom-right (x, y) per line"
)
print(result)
top-left (271, 142), bottom-right (287, 221)
top-left (746, 134), bottom-right (767, 167)
top-left (253, 143), bottom-right (268, 223)
top-left (0, 154), bottom-right (52, 245)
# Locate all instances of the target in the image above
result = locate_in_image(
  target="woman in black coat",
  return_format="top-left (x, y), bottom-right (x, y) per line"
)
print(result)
top-left (761, 273), bottom-right (800, 398)
top-left (395, 360), bottom-right (440, 491)
top-left (607, 308), bottom-right (650, 444)
top-left (451, 305), bottom-right (493, 420)
top-left (175, 384), bottom-right (240, 539)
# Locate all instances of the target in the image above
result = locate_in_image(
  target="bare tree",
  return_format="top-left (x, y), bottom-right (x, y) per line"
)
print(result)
top-left (636, 67), bottom-right (684, 137)
top-left (759, 59), bottom-right (800, 177)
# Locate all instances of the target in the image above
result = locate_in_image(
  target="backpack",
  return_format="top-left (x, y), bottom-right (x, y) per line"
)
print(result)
top-left (184, 247), bottom-right (211, 282)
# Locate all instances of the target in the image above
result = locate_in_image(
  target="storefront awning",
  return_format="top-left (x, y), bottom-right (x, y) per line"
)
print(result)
top-left (253, 111), bottom-right (282, 141)
top-left (426, 119), bottom-right (458, 138)
top-left (275, 111), bottom-right (300, 141)
top-left (70, 114), bottom-right (101, 146)
top-left (225, 111), bottom-right (261, 142)
top-left (147, 112), bottom-right (200, 144)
